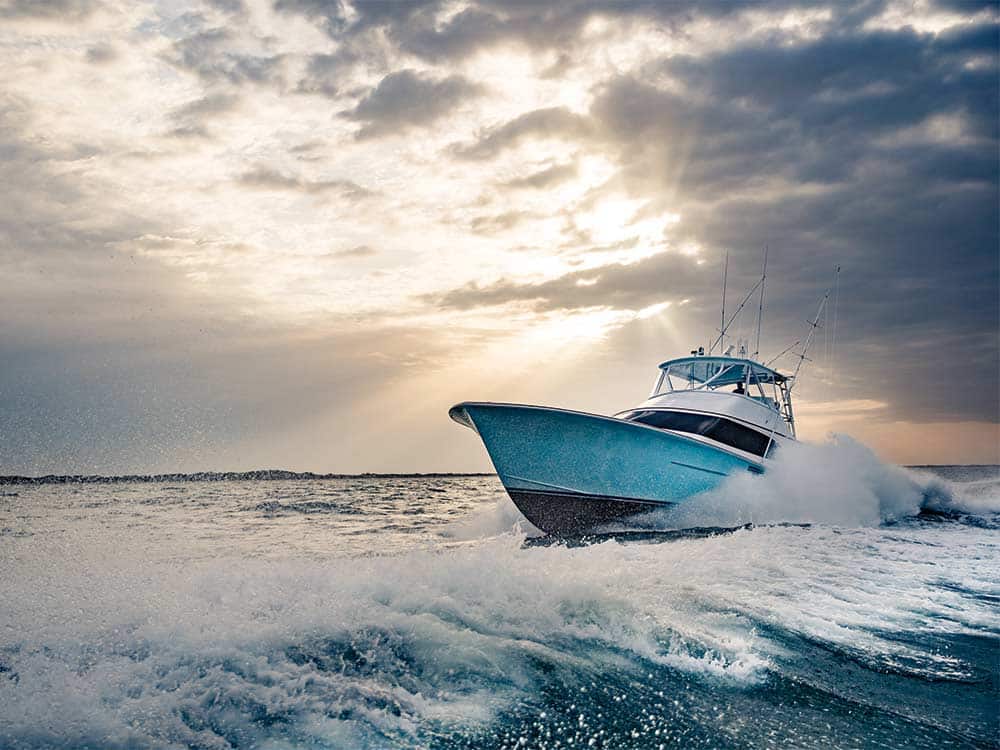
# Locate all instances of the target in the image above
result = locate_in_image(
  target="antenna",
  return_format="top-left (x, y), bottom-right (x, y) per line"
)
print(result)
top-left (710, 251), bottom-right (729, 355)
top-left (753, 246), bottom-right (768, 358)
top-left (708, 276), bottom-right (764, 355)
top-left (830, 265), bottom-right (841, 375)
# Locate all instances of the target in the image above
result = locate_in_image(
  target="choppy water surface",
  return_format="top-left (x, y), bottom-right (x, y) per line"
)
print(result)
top-left (1, 449), bottom-right (998, 749)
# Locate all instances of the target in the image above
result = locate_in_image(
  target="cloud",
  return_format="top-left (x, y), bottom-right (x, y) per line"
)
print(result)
top-left (276, 1), bottom-right (595, 61)
top-left (165, 92), bottom-right (242, 139)
top-left (341, 68), bottom-right (484, 139)
top-left (166, 26), bottom-right (284, 87)
top-left (171, 92), bottom-right (242, 120)
top-left (205, 0), bottom-right (247, 14)
top-left (0, 0), bottom-right (996, 473)
top-left (452, 107), bottom-right (594, 159)
top-left (469, 210), bottom-right (538, 234)
top-left (0, 95), bottom-right (439, 474)
top-left (331, 244), bottom-right (377, 258)
top-left (427, 250), bottom-right (712, 312)
top-left (500, 162), bottom-right (578, 190)
top-left (296, 51), bottom-right (357, 97)
top-left (931, 0), bottom-right (997, 12)
top-left (275, 0), bottom-right (876, 64)
top-left (84, 43), bottom-right (117, 65)
top-left (237, 167), bottom-right (374, 199)
top-left (0, 0), bottom-right (97, 19)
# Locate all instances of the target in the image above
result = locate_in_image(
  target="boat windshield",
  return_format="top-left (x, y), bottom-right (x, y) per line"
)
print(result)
top-left (651, 357), bottom-right (787, 410)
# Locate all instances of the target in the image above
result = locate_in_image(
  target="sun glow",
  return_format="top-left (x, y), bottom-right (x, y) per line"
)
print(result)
top-left (573, 197), bottom-right (678, 247)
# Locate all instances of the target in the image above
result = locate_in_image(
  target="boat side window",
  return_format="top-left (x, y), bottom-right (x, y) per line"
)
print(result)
top-left (622, 409), bottom-right (772, 457)
top-left (747, 373), bottom-right (782, 412)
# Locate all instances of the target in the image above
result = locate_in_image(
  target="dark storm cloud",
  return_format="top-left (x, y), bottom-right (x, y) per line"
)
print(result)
top-left (237, 167), bottom-right (374, 199)
top-left (427, 250), bottom-right (713, 313)
top-left (932, 0), bottom-right (998, 12)
top-left (3, 0), bottom-right (997, 475)
top-left (276, 0), bottom-right (892, 64)
top-left (341, 69), bottom-right (484, 139)
top-left (427, 15), bottom-right (998, 423)
top-left (453, 107), bottom-right (594, 160)
top-left (662, 25), bottom-right (999, 146)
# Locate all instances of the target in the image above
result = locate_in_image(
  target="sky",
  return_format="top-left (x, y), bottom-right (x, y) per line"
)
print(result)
top-left (0, 0), bottom-right (997, 474)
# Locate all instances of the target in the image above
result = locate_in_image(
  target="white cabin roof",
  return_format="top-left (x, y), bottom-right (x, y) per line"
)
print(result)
top-left (657, 356), bottom-right (790, 386)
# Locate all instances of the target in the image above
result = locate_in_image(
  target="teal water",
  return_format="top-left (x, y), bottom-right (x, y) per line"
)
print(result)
top-left (1, 458), bottom-right (997, 749)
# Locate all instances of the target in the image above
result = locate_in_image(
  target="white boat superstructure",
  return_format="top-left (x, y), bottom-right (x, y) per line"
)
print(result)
top-left (614, 355), bottom-right (795, 466)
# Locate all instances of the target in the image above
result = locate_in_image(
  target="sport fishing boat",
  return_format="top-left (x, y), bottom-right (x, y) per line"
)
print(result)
top-left (449, 350), bottom-right (797, 535)
top-left (450, 254), bottom-right (836, 536)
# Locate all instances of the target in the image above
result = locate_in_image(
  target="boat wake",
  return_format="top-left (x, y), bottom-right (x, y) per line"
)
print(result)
top-left (3, 517), bottom-right (997, 748)
top-left (1, 464), bottom-right (997, 748)
top-left (454, 436), bottom-right (999, 540)
top-left (639, 435), bottom-right (993, 530)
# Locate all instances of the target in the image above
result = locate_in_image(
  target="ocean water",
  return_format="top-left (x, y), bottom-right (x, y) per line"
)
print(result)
top-left (1, 445), bottom-right (998, 749)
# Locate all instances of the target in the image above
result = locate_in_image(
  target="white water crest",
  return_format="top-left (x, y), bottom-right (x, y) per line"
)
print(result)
top-left (1, 471), bottom-right (998, 748)
top-left (441, 492), bottom-right (539, 540)
top-left (646, 435), bottom-right (998, 530)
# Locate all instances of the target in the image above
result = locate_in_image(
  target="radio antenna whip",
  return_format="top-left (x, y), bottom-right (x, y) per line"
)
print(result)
top-left (830, 265), bottom-right (841, 375)
top-left (710, 250), bottom-right (729, 355)
top-left (708, 276), bottom-right (764, 354)
top-left (753, 246), bottom-right (768, 358)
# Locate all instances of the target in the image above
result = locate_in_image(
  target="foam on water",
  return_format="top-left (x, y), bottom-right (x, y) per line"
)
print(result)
top-left (1, 460), bottom-right (998, 748)
top-left (440, 492), bottom-right (538, 540)
top-left (1, 535), bottom-right (768, 748)
top-left (642, 436), bottom-right (1000, 530)
top-left (3, 522), bottom-right (998, 747)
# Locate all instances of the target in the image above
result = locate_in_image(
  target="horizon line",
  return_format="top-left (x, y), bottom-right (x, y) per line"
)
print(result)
top-left (1, 465), bottom-right (996, 485)
top-left (0, 469), bottom-right (497, 485)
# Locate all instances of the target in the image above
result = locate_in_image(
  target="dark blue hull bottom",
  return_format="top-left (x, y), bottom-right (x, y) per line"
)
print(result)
top-left (507, 489), bottom-right (671, 536)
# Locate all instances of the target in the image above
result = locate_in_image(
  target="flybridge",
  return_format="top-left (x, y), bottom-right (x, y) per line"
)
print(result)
top-left (651, 355), bottom-right (797, 437)
top-left (656, 356), bottom-right (788, 385)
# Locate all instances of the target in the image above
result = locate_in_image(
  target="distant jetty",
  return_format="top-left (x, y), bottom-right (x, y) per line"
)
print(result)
top-left (0, 470), bottom-right (492, 485)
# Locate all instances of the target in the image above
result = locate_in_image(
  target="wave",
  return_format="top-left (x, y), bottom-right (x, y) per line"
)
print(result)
top-left (630, 436), bottom-right (1000, 531)
top-left (3, 513), bottom-right (997, 749)
top-left (440, 495), bottom-right (540, 539)
top-left (0, 536), bottom-right (772, 749)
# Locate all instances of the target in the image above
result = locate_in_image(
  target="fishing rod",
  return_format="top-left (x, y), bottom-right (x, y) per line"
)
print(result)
top-left (715, 250), bottom-right (729, 355)
top-left (753, 246), bottom-right (768, 358)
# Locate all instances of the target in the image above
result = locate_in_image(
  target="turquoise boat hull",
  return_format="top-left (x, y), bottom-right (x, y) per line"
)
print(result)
top-left (450, 402), bottom-right (764, 536)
